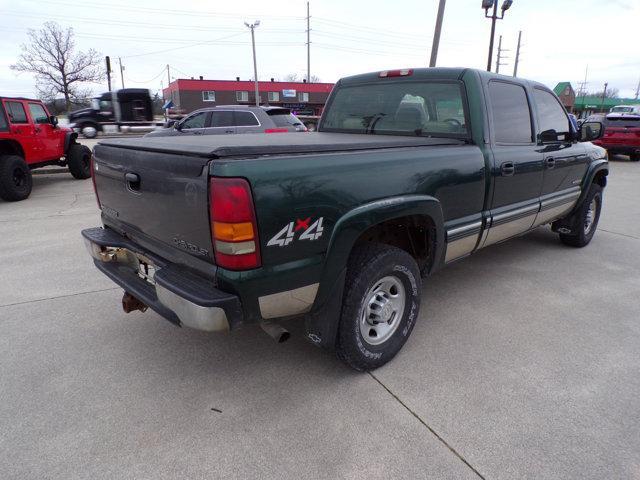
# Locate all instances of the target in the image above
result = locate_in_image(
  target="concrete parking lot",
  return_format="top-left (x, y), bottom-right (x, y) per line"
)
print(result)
top-left (1, 146), bottom-right (639, 480)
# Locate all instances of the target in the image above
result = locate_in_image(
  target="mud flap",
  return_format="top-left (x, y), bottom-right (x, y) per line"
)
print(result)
top-left (304, 269), bottom-right (346, 350)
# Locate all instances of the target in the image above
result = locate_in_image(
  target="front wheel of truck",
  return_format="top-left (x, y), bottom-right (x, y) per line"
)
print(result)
top-left (559, 184), bottom-right (603, 248)
top-left (336, 244), bottom-right (421, 371)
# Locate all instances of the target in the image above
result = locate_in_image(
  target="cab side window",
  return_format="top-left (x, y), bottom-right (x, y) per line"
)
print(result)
top-left (533, 88), bottom-right (571, 142)
top-left (488, 82), bottom-right (533, 144)
top-left (6, 101), bottom-right (28, 124)
top-left (28, 103), bottom-right (49, 124)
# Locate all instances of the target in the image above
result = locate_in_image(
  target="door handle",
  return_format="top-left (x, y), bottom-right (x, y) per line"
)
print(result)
top-left (500, 161), bottom-right (515, 176)
top-left (225, 130), bottom-right (234, 134)
top-left (125, 172), bottom-right (141, 190)
top-left (545, 157), bottom-right (556, 169)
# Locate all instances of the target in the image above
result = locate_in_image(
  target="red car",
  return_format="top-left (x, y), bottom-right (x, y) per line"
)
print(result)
top-left (0, 96), bottom-right (92, 201)
top-left (593, 114), bottom-right (640, 162)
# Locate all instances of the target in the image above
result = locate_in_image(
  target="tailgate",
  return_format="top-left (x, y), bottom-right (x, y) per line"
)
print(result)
top-left (93, 143), bottom-right (215, 264)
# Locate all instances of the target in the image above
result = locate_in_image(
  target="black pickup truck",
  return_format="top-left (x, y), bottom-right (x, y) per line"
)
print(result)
top-left (82, 68), bottom-right (608, 371)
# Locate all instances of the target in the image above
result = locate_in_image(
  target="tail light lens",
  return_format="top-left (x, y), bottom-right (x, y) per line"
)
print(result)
top-left (209, 177), bottom-right (261, 270)
top-left (264, 128), bottom-right (288, 133)
top-left (90, 156), bottom-right (101, 209)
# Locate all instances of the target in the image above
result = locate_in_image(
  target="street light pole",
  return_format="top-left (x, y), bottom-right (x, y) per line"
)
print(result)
top-left (483, 0), bottom-right (513, 72)
top-left (486, 1), bottom-right (498, 72)
top-left (429, 0), bottom-right (447, 67)
top-left (245, 21), bottom-right (261, 107)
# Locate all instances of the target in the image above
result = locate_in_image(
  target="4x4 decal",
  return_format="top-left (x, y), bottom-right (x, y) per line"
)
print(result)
top-left (267, 217), bottom-right (324, 247)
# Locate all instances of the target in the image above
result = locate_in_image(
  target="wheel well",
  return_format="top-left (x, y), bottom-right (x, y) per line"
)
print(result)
top-left (593, 169), bottom-right (607, 188)
top-left (0, 139), bottom-right (25, 158)
top-left (353, 215), bottom-right (435, 273)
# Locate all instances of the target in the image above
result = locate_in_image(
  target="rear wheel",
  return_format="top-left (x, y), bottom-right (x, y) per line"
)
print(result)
top-left (559, 184), bottom-right (603, 248)
top-left (0, 155), bottom-right (33, 201)
top-left (630, 152), bottom-right (640, 162)
top-left (336, 243), bottom-right (421, 371)
top-left (67, 144), bottom-right (92, 179)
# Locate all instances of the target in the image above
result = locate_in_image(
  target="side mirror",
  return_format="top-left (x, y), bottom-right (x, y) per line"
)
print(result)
top-left (165, 119), bottom-right (176, 128)
top-left (579, 121), bottom-right (604, 142)
top-left (174, 121), bottom-right (182, 130)
top-left (49, 115), bottom-right (58, 126)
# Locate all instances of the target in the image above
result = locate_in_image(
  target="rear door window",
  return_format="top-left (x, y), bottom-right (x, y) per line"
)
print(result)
top-left (210, 111), bottom-right (235, 128)
top-left (488, 81), bottom-right (533, 144)
top-left (234, 111), bottom-right (260, 127)
top-left (533, 88), bottom-right (571, 141)
top-left (6, 101), bottom-right (28, 124)
top-left (28, 103), bottom-right (49, 124)
top-left (0, 103), bottom-right (8, 131)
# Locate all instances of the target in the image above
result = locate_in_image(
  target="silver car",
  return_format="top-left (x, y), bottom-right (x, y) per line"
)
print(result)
top-left (146, 105), bottom-right (307, 137)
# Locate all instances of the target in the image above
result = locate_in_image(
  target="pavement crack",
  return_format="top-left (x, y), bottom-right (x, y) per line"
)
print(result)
top-left (599, 228), bottom-right (640, 241)
top-left (369, 372), bottom-right (487, 480)
top-left (0, 287), bottom-right (120, 309)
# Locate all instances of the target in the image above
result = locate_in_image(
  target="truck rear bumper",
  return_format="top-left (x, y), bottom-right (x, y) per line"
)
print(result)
top-left (81, 227), bottom-right (243, 332)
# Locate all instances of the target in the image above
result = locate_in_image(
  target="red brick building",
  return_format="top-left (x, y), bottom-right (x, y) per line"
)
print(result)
top-left (162, 78), bottom-right (335, 116)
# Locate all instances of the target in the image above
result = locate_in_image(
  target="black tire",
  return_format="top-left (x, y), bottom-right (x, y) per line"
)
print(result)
top-left (559, 184), bottom-right (603, 247)
top-left (630, 153), bottom-right (640, 162)
top-left (67, 144), bottom-right (92, 179)
top-left (0, 155), bottom-right (33, 202)
top-left (336, 243), bottom-right (421, 371)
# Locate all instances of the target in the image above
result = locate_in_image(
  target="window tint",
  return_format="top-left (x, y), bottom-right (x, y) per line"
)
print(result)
top-left (6, 101), bottom-right (28, 123)
top-left (234, 111), bottom-right (259, 126)
top-left (533, 88), bottom-right (571, 141)
top-left (322, 81), bottom-right (469, 137)
top-left (489, 82), bottom-right (533, 143)
top-left (210, 111), bottom-right (235, 127)
top-left (270, 114), bottom-right (303, 127)
top-left (0, 104), bottom-right (8, 131)
top-left (28, 103), bottom-right (49, 124)
top-left (181, 112), bottom-right (207, 129)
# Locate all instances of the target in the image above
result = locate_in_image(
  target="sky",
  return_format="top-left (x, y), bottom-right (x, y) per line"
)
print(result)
top-left (1, 0), bottom-right (639, 101)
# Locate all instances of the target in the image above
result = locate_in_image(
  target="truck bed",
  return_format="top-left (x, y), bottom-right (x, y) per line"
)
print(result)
top-left (98, 132), bottom-right (464, 158)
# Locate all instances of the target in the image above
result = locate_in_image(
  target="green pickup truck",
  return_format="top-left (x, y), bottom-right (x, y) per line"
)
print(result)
top-left (82, 68), bottom-right (608, 371)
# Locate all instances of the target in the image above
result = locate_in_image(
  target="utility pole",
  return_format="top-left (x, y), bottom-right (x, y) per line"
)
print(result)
top-left (600, 82), bottom-right (608, 112)
top-left (245, 21), bottom-right (261, 107)
top-left (306, 1), bottom-right (311, 82)
top-left (635, 76), bottom-right (640, 100)
top-left (429, 0), bottom-right (447, 67)
top-left (167, 64), bottom-right (171, 86)
top-left (496, 35), bottom-right (509, 74)
top-left (105, 56), bottom-right (112, 91)
top-left (512, 30), bottom-right (521, 77)
top-left (118, 57), bottom-right (125, 89)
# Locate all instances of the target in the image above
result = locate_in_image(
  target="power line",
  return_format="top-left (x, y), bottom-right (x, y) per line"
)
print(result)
top-left (125, 66), bottom-right (168, 84)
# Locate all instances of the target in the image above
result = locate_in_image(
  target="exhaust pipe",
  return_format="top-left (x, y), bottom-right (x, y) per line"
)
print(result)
top-left (122, 292), bottom-right (148, 313)
top-left (260, 320), bottom-right (290, 343)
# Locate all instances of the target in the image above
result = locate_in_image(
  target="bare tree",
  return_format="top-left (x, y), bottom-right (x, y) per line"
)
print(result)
top-left (587, 87), bottom-right (619, 99)
top-left (11, 22), bottom-right (105, 111)
top-left (283, 72), bottom-right (322, 83)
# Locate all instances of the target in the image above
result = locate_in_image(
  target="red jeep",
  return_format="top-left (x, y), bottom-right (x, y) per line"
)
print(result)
top-left (592, 114), bottom-right (640, 162)
top-left (0, 96), bottom-right (92, 201)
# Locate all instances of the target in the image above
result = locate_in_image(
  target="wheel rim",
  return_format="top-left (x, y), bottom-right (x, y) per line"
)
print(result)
top-left (82, 126), bottom-right (97, 137)
top-left (584, 198), bottom-right (598, 234)
top-left (359, 275), bottom-right (406, 346)
top-left (12, 167), bottom-right (27, 188)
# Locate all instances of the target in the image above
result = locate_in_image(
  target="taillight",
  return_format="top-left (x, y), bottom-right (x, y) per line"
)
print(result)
top-left (264, 128), bottom-right (288, 133)
top-left (379, 69), bottom-right (413, 78)
top-left (90, 156), bottom-right (101, 209)
top-left (209, 177), bottom-right (261, 270)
